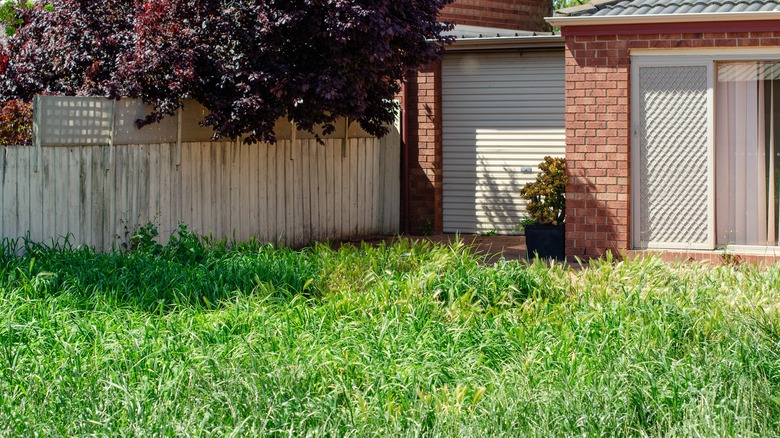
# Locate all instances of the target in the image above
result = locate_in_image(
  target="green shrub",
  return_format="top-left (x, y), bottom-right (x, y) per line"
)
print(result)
top-left (519, 156), bottom-right (567, 225)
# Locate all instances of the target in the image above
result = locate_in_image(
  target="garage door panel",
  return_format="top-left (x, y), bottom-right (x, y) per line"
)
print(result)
top-left (444, 151), bottom-right (564, 159)
top-left (444, 185), bottom-right (530, 194)
top-left (444, 93), bottom-right (564, 101)
top-left (442, 50), bottom-right (565, 234)
top-left (444, 101), bottom-right (564, 110)
top-left (444, 199), bottom-right (525, 208)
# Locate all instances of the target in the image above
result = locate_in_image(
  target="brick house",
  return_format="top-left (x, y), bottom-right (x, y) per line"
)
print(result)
top-left (548, 0), bottom-right (780, 262)
top-left (442, 0), bottom-right (551, 30)
top-left (402, 0), bottom-right (559, 235)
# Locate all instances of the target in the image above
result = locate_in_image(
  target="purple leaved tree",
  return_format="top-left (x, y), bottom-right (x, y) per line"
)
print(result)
top-left (0, 0), bottom-right (454, 143)
top-left (0, 0), bottom-right (136, 99)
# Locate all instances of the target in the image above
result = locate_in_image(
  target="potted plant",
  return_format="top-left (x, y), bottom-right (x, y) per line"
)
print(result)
top-left (519, 156), bottom-right (567, 261)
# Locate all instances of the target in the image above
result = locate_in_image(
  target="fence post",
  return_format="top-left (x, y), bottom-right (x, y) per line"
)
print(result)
top-left (175, 107), bottom-right (182, 166)
top-left (106, 100), bottom-right (115, 171)
top-left (342, 117), bottom-right (349, 158)
top-left (32, 95), bottom-right (41, 172)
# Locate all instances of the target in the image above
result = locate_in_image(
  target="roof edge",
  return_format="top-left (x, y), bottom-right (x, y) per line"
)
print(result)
top-left (546, 10), bottom-right (780, 27)
top-left (443, 24), bottom-right (547, 39)
top-left (555, 0), bottom-right (621, 17)
top-left (447, 35), bottom-right (564, 51)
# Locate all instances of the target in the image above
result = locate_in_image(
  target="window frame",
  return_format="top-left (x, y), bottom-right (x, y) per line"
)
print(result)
top-left (630, 48), bottom-right (780, 255)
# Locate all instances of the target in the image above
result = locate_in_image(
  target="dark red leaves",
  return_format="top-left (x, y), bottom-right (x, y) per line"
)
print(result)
top-left (1, 0), bottom-right (454, 143)
top-left (0, 99), bottom-right (32, 145)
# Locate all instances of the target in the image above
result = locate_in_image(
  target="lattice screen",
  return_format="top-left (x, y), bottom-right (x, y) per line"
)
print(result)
top-left (638, 65), bottom-right (709, 247)
top-left (33, 97), bottom-right (375, 147)
top-left (35, 96), bottom-right (114, 146)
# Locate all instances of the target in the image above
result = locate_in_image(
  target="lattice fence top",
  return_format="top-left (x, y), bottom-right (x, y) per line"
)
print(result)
top-left (33, 96), bottom-right (375, 147)
top-left (34, 96), bottom-right (114, 146)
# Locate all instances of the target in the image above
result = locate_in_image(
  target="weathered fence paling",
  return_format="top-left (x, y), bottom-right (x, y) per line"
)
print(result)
top-left (1, 97), bottom-right (400, 250)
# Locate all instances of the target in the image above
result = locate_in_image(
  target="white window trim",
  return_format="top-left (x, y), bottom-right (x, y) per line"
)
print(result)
top-left (632, 47), bottom-right (780, 60)
top-left (719, 245), bottom-right (780, 256)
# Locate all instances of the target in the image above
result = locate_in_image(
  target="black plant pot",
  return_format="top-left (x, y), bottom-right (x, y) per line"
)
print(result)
top-left (524, 224), bottom-right (565, 261)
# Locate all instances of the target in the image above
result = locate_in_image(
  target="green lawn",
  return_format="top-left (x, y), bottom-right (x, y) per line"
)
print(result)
top-left (1, 231), bottom-right (779, 436)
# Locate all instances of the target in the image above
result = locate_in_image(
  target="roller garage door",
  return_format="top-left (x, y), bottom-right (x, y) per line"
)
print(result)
top-left (442, 50), bottom-right (565, 234)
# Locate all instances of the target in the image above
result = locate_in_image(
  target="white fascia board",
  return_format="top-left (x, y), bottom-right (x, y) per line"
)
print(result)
top-left (545, 11), bottom-right (780, 27)
top-left (443, 24), bottom-right (542, 39)
top-left (446, 35), bottom-right (565, 52)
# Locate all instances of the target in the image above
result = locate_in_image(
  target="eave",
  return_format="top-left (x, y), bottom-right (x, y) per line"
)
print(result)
top-left (546, 11), bottom-right (780, 27)
top-left (446, 35), bottom-right (565, 52)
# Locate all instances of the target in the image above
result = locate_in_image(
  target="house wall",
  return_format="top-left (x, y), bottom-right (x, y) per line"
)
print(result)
top-left (403, 0), bottom-right (551, 234)
top-left (563, 22), bottom-right (780, 259)
top-left (440, 0), bottom-right (551, 31)
top-left (405, 63), bottom-right (444, 234)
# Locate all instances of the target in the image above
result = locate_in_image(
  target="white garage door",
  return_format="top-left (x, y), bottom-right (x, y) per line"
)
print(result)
top-left (442, 50), bottom-right (565, 234)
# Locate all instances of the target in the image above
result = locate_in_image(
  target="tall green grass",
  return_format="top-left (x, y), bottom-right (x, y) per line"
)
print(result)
top-left (0, 232), bottom-right (778, 436)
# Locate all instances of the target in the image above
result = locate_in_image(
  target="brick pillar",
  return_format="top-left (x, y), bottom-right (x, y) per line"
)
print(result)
top-left (564, 35), bottom-right (631, 259)
top-left (404, 62), bottom-right (443, 235)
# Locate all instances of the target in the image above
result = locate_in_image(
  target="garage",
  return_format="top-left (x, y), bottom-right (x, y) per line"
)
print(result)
top-left (441, 40), bottom-right (566, 234)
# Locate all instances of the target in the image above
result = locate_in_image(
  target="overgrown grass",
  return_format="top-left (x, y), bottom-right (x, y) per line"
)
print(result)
top-left (0, 231), bottom-right (779, 436)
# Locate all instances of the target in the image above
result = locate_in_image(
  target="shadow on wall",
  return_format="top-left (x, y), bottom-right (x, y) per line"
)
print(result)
top-left (445, 147), bottom-right (527, 235)
top-left (482, 162), bottom-right (526, 234)
top-left (404, 69), bottom-right (440, 235)
top-left (442, 127), bottom-right (563, 236)
top-left (565, 37), bottom-right (632, 259)
top-left (566, 170), bottom-right (625, 259)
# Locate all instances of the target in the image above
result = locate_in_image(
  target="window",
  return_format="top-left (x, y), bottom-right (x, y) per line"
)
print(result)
top-left (716, 62), bottom-right (780, 246)
top-left (632, 51), bottom-right (780, 252)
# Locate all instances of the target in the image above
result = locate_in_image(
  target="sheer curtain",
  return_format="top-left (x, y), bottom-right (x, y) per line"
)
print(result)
top-left (716, 62), bottom-right (778, 246)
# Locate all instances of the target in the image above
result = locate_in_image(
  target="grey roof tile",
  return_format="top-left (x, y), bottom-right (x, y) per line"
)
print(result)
top-left (555, 0), bottom-right (780, 17)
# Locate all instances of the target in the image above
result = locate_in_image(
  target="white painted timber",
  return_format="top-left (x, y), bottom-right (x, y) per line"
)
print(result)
top-left (442, 50), bottom-right (566, 234)
top-left (0, 132), bottom-right (399, 251)
top-left (12, 95), bottom-right (400, 249)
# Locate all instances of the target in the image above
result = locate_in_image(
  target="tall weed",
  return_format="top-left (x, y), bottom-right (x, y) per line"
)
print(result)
top-left (0, 231), bottom-right (778, 436)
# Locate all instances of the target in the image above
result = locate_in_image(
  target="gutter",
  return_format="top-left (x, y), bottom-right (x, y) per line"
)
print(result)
top-left (446, 35), bottom-right (564, 52)
top-left (546, 11), bottom-right (780, 27)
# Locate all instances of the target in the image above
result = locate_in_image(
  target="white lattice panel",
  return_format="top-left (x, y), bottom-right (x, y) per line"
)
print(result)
top-left (34, 97), bottom-right (378, 146)
top-left (35, 96), bottom-right (114, 146)
top-left (638, 65), bottom-right (709, 246)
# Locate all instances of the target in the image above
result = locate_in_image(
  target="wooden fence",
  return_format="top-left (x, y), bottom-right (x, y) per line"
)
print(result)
top-left (1, 135), bottom-right (400, 251)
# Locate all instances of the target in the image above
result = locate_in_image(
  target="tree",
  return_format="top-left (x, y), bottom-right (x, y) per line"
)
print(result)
top-left (0, 0), bottom-right (454, 143)
top-left (0, 99), bottom-right (31, 144)
top-left (0, 1), bottom-right (33, 145)
top-left (552, 0), bottom-right (588, 11)
top-left (0, 0), bottom-right (43, 36)
top-left (0, 0), bottom-right (137, 100)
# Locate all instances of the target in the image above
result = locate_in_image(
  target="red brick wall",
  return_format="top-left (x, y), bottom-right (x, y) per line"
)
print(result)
top-left (402, 1), bottom-right (551, 234)
top-left (564, 24), bottom-right (780, 259)
top-left (440, 0), bottom-right (551, 31)
top-left (404, 63), bottom-right (444, 234)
